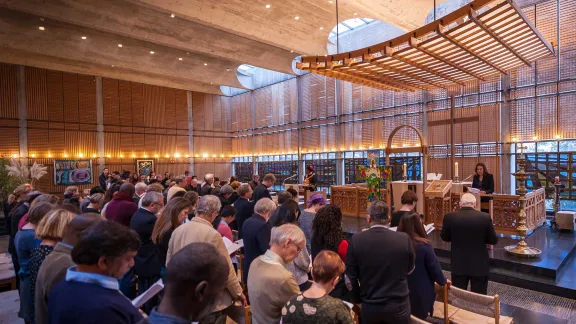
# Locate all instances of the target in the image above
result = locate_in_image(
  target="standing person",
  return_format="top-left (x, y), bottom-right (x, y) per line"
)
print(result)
top-left (139, 174), bottom-right (148, 185)
top-left (234, 184), bottom-right (255, 239)
top-left (105, 183), bottom-right (138, 227)
top-left (81, 187), bottom-right (105, 212)
top-left (166, 196), bottom-right (246, 322)
top-left (99, 168), bottom-right (110, 190)
top-left (282, 250), bottom-right (353, 324)
top-left (242, 198), bottom-right (276, 284)
top-left (471, 162), bottom-right (495, 194)
top-left (15, 202), bottom-right (54, 323)
top-left (189, 177), bottom-right (202, 194)
top-left (228, 181), bottom-right (241, 204)
top-left (143, 243), bottom-right (230, 324)
top-left (183, 191), bottom-right (200, 221)
top-left (304, 165), bottom-right (318, 191)
top-left (249, 175), bottom-right (260, 190)
top-left (130, 192), bottom-right (167, 313)
top-left (130, 173), bottom-right (140, 185)
top-left (29, 209), bottom-right (78, 324)
top-left (161, 172), bottom-right (171, 188)
top-left (247, 224), bottom-right (303, 323)
top-left (133, 182), bottom-right (147, 205)
top-left (298, 193), bottom-right (327, 254)
top-left (390, 190), bottom-right (418, 227)
top-left (48, 221), bottom-right (142, 324)
top-left (35, 214), bottom-right (103, 324)
top-left (217, 206), bottom-right (236, 241)
top-left (268, 191), bottom-right (293, 227)
top-left (311, 204), bottom-right (349, 300)
top-left (217, 185), bottom-right (234, 209)
top-left (151, 196), bottom-right (192, 276)
top-left (8, 186), bottom-right (35, 280)
top-left (200, 174), bottom-right (215, 196)
top-left (252, 173), bottom-right (276, 202)
top-left (441, 193), bottom-right (498, 295)
top-left (83, 193), bottom-right (104, 214)
top-left (167, 176), bottom-right (187, 202)
top-left (346, 201), bottom-right (415, 324)
top-left (398, 212), bottom-right (449, 319)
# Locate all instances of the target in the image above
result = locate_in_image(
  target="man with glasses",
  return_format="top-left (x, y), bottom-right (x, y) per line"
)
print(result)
top-left (247, 224), bottom-right (303, 324)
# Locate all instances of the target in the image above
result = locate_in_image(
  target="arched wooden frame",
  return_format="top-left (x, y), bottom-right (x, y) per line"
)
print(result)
top-left (385, 125), bottom-right (428, 212)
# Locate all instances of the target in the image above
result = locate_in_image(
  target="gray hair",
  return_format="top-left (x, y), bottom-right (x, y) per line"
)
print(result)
top-left (368, 201), bottom-right (389, 223)
top-left (141, 191), bottom-right (164, 207)
top-left (174, 176), bottom-right (185, 184)
top-left (135, 182), bottom-right (147, 192)
top-left (238, 184), bottom-right (252, 197)
top-left (196, 195), bottom-right (221, 216)
top-left (460, 193), bottom-right (477, 207)
top-left (220, 185), bottom-right (234, 195)
top-left (270, 224), bottom-right (305, 247)
top-left (204, 173), bottom-right (214, 182)
top-left (255, 198), bottom-right (276, 215)
top-left (64, 186), bottom-right (78, 196)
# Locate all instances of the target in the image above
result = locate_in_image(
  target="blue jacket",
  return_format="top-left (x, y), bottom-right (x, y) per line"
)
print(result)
top-left (408, 243), bottom-right (447, 319)
top-left (130, 208), bottom-right (161, 278)
top-left (241, 213), bottom-right (271, 284)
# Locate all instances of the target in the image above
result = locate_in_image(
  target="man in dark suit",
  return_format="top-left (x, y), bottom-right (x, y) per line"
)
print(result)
top-left (98, 168), bottom-right (109, 190)
top-left (346, 201), bottom-right (415, 324)
top-left (252, 173), bottom-right (276, 202)
top-left (200, 173), bottom-right (215, 196)
top-left (241, 198), bottom-right (276, 284)
top-left (235, 184), bottom-right (255, 239)
top-left (129, 191), bottom-right (164, 313)
top-left (249, 174), bottom-right (259, 190)
top-left (441, 193), bottom-right (498, 295)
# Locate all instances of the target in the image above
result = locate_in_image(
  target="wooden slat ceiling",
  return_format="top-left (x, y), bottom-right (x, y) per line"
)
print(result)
top-left (297, 0), bottom-right (555, 92)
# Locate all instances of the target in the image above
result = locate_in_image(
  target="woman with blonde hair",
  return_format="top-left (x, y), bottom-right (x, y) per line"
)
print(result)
top-left (152, 197), bottom-right (193, 271)
top-left (29, 208), bottom-right (77, 323)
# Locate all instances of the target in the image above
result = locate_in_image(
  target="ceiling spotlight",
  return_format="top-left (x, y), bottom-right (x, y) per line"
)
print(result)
top-left (81, 36), bottom-right (87, 40)
top-left (204, 63), bottom-right (208, 66)
top-left (354, 12), bottom-right (358, 16)
top-left (226, 68), bottom-right (230, 72)
top-left (328, 0), bottom-right (333, 3)
top-left (150, 51), bottom-right (154, 54)
top-left (290, 50), bottom-right (294, 53)
top-left (170, 13), bottom-right (175, 18)
top-left (295, 16), bottom-right (299, 20)
top-left (265, 4), bottom-right (271, 8)
top-left (320, 26), bottom-right (324, 30)
top-left (178, 57), bottom-right (183, 61)
top-left (111, 65), bottom-right (115, 67)
top-left (38, 26), bottom-right (45, 31)
top-left (118, 44), bottom-right (123, 47)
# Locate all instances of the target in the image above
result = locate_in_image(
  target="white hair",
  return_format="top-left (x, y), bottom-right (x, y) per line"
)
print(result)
top-left (460, 193), bottom-right (477, 207)
top-left (254, 198), bottom-right (276, 215)
top-left (270, 224), bottom-right (305, 247)
top-left (135, 182), bottom-right (147, 192)
top-left (196, 195), bottom-right (221, 215)
top-left (141, 192), bottom-right (163, 207)
top-left (204, 173), bottom-right (214, 182)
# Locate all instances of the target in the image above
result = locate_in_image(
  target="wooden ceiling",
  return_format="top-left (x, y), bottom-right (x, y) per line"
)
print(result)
top-left (0, 0), bottom-right (544, 95)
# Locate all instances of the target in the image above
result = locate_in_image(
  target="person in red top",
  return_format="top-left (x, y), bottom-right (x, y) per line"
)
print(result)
top-left (311, 204), bottom-right (350, 300)
top-left (216, 206), bottom-right (235, 241)
top-left (104, 183), bottom-right (138, 227)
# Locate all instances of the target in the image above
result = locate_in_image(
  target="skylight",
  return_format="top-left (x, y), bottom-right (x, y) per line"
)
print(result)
top-left (329, 18), bottom-right (375, 37)
top-left (238, 64), bottom-right (257, 73)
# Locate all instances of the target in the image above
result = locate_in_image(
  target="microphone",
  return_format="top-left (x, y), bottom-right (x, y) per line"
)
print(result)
top-left (283, 174), bottom-right (297, 185)
top-left (463, 174), bottom-right (473, 182)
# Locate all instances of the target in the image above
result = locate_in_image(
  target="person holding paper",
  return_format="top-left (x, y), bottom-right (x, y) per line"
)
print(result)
top-left (471, 162), bottom-right (494, 194)
top-left (397, 212), bottom-right (448, 320)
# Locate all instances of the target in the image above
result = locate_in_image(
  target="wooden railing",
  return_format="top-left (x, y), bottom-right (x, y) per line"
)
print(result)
top-left (330, 184), bottom-right (388, 218)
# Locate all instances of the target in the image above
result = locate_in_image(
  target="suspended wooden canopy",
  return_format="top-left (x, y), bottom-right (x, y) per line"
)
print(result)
top-left (296, 0), bottom-right (555, 92)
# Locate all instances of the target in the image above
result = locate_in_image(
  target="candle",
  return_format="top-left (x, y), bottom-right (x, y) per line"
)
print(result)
top-left (403, 163), bottom-right (407, 177)
top-left (455, 162), bottom-right (459, 178)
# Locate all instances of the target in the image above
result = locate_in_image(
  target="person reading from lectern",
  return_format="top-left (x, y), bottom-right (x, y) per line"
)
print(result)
top-left (471, 162), bottom-right (494, 194)
top-left (304, 166), bottom-right (318, 191)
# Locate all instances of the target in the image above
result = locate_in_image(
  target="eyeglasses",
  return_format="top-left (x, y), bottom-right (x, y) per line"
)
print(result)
top-left (289, 241), bottom-right (303, 253)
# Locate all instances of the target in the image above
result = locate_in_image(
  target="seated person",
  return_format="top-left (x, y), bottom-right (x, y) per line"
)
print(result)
top-left (248, 224), bottom-right (303, 323)
top-left (282, 250), bottom-right (353, 324)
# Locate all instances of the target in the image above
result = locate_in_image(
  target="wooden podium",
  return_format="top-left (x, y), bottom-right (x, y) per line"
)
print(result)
top-left (284, 184), bottom-right (326, 205)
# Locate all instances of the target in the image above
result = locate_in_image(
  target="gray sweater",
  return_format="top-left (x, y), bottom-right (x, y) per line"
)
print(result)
top-left (34, 242), bottom-right (74, 324)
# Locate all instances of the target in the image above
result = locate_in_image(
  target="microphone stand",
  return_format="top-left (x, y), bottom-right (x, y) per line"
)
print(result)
top-left (283, 174), bottom-right (297, 186)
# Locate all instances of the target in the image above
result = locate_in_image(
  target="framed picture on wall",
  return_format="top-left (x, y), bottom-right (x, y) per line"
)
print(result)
top-left (54, 160), bottom-right (93, 185)
top-left (136, 159), bottom-right (155, 176)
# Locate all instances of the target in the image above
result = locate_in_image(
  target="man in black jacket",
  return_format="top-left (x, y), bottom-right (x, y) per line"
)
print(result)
top-left (346, 200), bottom-right (415, 324)
top-left (129, 191), bottom-right (164, 313)
top-left (98, 168), bottom-right (109, 190)
top-left (252, 173), bottom-right (276, 203)
top-left (441, 193), bottom-right (498, 295)
top-left (200, 173), bottom-right (214, 196)
top-left (235, 184), bottom-right (254, 239)
top-left (241, 198), bottom-right (276, 284)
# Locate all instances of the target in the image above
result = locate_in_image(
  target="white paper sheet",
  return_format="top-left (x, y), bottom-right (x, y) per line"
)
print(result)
top-left (427, 173), bottom-right (443, 181)
top-left (131, 279), bottom-right (164, 308)
top-left (223, 237), bottom-right (241, 255)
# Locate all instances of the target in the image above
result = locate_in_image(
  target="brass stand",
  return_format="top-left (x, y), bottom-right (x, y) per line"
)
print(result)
top-left (505, 145), bottom-right (542, 258)
top-left (454, 176), bottom-right (460, 183)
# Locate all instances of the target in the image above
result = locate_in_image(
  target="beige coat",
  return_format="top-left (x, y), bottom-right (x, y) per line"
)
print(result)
top-left (247, 250), bottom-right (300, 324)
top-left (167, 216), bottom-right (242, 311)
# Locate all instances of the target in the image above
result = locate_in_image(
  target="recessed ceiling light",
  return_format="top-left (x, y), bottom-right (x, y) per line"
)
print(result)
top-left (111, 65), bottom-right (115, 67)
top-left (204, 63), bottom-right (208, 66)
top-left (38, 26), bottom-right (45, 31)
top-left (118, 44), bottom-right (123, 47)
top-left (179, 57), bottom-right (183, 61)
top-left (354, 12), bottom-right (358, 16)
top-left (186, 52), bottom-right (190, 55)
top-left (265, 4), bottom-right (270, 8)
top-left (150, 51), bottom-right (154, 54)
top-left (320, 27), bottom-right (324, 30)
top-left (290, 50), bottom-right (294, 53)
top-left (328, 0), bottom-right (333, 3)
top-left (210, 82), bottom-right (213, 85)
top-left (295, 16), bottom-right (299, 20)
top-left (170, 13), bottom-right (175, 18)
top-left (226, 68), bottom-right (230, 72)
top-left (81, 36), bottom-right (87, 40)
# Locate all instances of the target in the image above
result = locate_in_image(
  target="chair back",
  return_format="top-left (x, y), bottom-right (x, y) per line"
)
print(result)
top-left (244, 305), bottom-right (252, 324)
top-left (435, 283), bottom-right (501, 324)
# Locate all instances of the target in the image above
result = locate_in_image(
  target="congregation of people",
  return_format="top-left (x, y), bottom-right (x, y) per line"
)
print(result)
top-left (3, 166), bottom-right (499, 324)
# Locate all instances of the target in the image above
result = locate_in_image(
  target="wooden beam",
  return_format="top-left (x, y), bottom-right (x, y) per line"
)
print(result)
top-left (427, 116), bottom-right (480, 126)
top-left (339, 62), bottom-right (422, 91)
top-left (506, 0), bottom-right (556, 56)
top-left (372, 58), bottom-right (441, 89)
top-left (437, 25), bottom-right (508, 75)
top-left (468, 7), bottom-right (532, 67)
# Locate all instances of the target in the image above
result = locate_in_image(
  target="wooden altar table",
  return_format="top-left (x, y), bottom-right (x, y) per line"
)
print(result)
top-left (330, 184), bottom-right (388, 218)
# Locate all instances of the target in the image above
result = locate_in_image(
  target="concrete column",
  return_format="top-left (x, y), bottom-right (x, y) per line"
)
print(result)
top-left (16, 66), bottom-right (28, 164)
top-left (95, 77), bottom-right (105, 173)
top-left (187, 91), bottom-right (195, 175)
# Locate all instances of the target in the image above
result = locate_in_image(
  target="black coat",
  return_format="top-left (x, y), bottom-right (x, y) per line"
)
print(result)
top-left (346, 227), bottom-right (415, 305)
top-left (130, 208), bottom-right (161, 277)
top-left (408, 243), bottom-right (447, 319)
top-left (241, 213), bottom-right (271, 284)
top-left (200, 183), bottom-right (213, 196)
top-left (234, 197), bottom-right (255, 239)
top-left (440, 207), bottom-right (498, 276)
top-left (472, 173), bottom-right (495, 194)
top-left (99, 173), bottom-right (108, 190)
top-left (252, 184), bottom-right (271, 203)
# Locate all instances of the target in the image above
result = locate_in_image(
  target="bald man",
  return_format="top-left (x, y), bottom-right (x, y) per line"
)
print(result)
top-left (34, 214), bottom-right (103, 324)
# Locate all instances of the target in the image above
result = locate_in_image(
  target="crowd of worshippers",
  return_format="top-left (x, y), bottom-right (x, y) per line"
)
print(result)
top-left (3, 167), bottom-right (498, 324)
